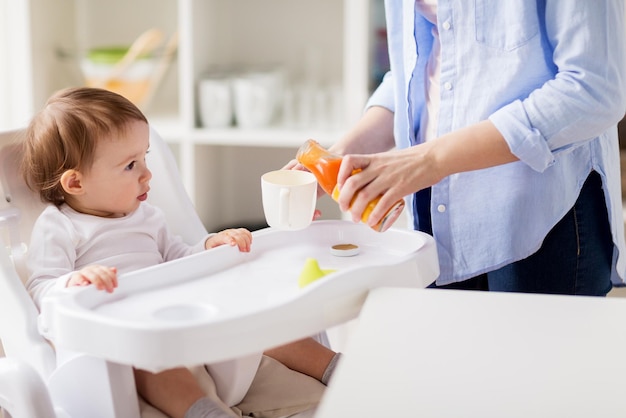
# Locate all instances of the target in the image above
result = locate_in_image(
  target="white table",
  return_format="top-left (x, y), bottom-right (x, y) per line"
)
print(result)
top-left (317, 287), bottom-right (626, 418)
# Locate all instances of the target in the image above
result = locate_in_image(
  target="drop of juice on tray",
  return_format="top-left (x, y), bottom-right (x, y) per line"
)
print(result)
top-left (296, 139), bottom-right (404, 232)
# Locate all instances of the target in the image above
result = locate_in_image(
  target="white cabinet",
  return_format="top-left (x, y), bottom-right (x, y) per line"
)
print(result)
top-left (30, 0), bottom-right (377, 230)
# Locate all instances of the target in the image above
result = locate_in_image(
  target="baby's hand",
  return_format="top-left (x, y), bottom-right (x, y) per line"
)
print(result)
top-left (67, 265), bottom-right (118, 293)
top-left (205, 228), bottom-right (252, 252)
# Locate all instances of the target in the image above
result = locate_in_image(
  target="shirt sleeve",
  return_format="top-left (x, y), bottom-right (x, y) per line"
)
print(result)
top-left (490, 0), bottom-right (626, 172)
top-left (26, 207), bottom-right (77, 310)
top-left (366, 71), bottom-right (395, 113)
top-left (161, 232), bottom-right (213, 261)
top-left (152, 205), bottom-right (210, 261)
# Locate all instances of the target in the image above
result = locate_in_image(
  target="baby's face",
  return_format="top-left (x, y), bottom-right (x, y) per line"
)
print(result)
top-left (74, 120), bottom-right (152, 218)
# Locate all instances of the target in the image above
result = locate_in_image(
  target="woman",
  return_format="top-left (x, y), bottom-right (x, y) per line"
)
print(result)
top-left (309, 1), bottom-right (626, 294)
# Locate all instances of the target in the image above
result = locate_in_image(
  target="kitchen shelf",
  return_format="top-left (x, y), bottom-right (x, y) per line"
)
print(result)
top-left (149, 117), bottom-right (342, 148)
top-left (30, 0), bottom-right (374, 230)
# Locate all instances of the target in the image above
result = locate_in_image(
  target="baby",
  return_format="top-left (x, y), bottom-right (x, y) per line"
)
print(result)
top-left (22, 87), bottom-right (339, 418)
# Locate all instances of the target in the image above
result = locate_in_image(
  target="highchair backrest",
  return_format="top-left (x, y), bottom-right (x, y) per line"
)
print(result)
top-left (0, 126), bottom-right (208, 383)
top-left (143, 127), bottom-right (207, 244)
top-left (0, 129), bottom-right (55, 380)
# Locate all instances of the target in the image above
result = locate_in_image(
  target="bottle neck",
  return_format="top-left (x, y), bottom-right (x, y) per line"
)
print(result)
top-left (296, 141), bottom-right (342, 195)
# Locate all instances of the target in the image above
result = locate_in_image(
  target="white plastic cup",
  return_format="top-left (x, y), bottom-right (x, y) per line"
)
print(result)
top-left (233, 69), bottom-right (284, 128)
top-left (261, 170), bottom-right (317, 231)
top-left (198, 77), bottom-right (233, 128)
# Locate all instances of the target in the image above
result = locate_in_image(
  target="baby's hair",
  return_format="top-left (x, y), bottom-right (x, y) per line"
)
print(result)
top-left (21, 87), bottom-right (148, 205)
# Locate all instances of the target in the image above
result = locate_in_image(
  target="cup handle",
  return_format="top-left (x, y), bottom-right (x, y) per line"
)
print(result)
top-left (279, 188), bottom-right (290, 228)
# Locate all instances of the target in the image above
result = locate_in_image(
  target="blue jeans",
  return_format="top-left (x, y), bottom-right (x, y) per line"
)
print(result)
top-left (430, 171), bottom-right (614, 296)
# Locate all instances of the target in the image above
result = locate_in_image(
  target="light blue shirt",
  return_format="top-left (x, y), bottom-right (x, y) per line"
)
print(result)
top-left (368, 0), bottom-right (626, 285)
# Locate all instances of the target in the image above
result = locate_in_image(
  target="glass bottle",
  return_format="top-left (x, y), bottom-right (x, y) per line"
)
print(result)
top-left (296, 139), bottom-right (405, 232)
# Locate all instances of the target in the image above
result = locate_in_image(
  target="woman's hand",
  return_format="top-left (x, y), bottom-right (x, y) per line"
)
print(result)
top-left (335, 144), bottom-right (442, 228)
top-left (281, 158), bottom-right (300, 171)
top-left (205, 228), bottom-right (252, 252)
top-left (335, 120), bottom-right (517, 229)
top-left (67, 265), bottom-right (118, 293)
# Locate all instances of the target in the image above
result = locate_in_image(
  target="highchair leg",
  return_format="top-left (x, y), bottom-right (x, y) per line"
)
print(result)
top-left (48, 352), bottom-right (140, 418)
top-left (0, 357), bottom-right (57, 418)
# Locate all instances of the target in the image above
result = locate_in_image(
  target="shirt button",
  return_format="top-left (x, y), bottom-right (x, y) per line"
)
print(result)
top-left (442, 21), bottom-right (451, 30)
top-left (437, 204), bottom-right (446, 213)
top-left (444, 82), bottom-right (452, 90)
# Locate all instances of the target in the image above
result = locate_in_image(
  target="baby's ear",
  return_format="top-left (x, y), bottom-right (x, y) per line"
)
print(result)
top-left (59, 169), bottom-right (84, 195)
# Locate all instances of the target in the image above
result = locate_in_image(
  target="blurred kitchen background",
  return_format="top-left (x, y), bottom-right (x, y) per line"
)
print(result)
top-left (3, 0), bottom-right (625, 242)
top-left (0, 0), bottom-right (389, 232)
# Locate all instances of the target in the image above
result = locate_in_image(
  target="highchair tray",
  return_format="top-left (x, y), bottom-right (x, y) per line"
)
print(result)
top-left (40, 220), bottom-right (439, 372)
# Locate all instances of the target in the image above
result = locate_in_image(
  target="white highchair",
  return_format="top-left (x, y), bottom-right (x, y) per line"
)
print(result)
top-left (0, 126), bottom-right (439, 418)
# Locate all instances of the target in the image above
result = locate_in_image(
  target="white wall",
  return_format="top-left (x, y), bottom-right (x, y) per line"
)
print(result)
top-left (0, 0), bottom-right (33, 129)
